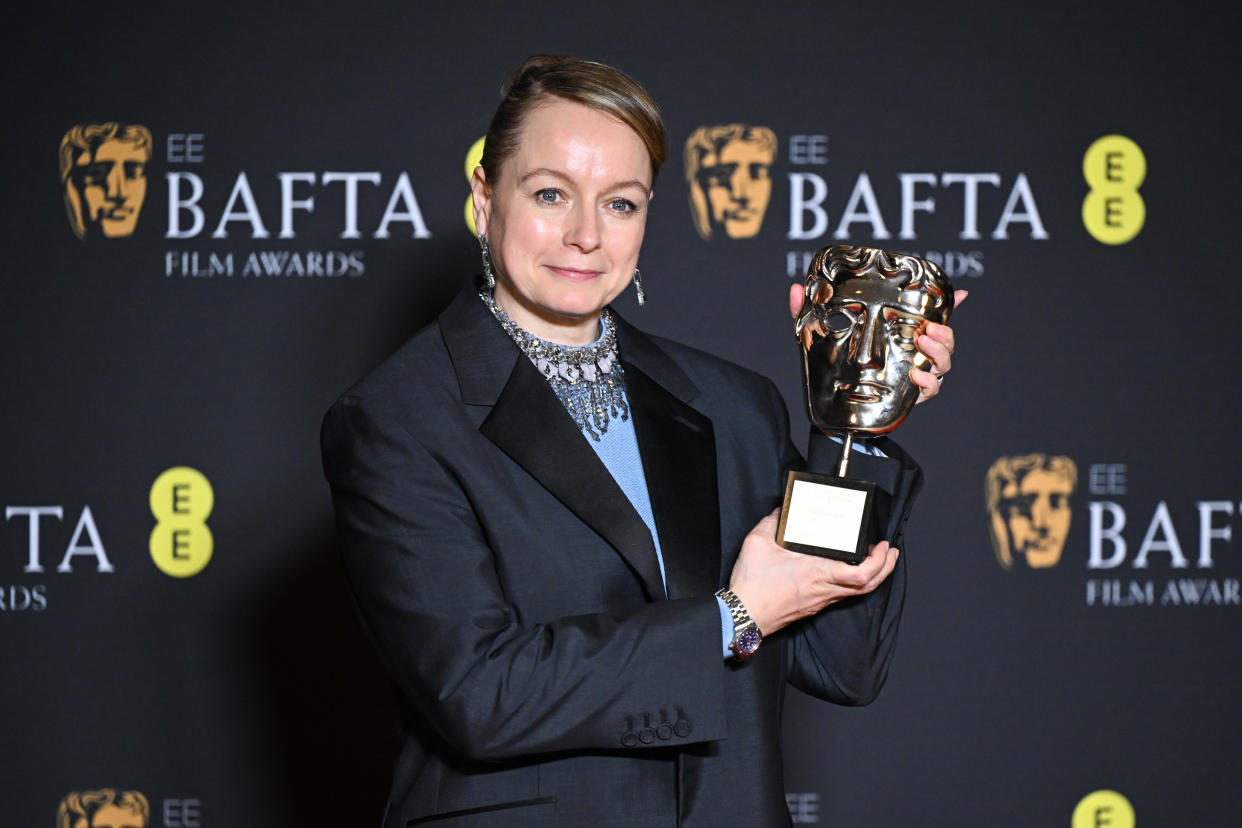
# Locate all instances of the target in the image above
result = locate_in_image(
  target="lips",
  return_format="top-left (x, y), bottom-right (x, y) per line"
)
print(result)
top-left (546, 266), bottom-right (603, 281)
top-left (835, 380), bottom-right (891, 403)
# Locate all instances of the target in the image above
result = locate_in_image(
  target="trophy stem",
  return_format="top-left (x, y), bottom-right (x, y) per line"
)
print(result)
top-left (835, 432), bottom-right (854, 478)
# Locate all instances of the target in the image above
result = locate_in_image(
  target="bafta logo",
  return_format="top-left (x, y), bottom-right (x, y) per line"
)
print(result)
top-left (684, 124), bottom-right (777, 240)
top-left (60, 123), bottom-right (153, 239)
top-left (986, 454), bottom-right (1077, 570)
top-left (57, 789), bottom-right (149, 828)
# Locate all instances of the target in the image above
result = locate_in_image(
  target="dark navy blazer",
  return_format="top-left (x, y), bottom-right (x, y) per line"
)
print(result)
top-left (321, 287), bottom-right (923, 827)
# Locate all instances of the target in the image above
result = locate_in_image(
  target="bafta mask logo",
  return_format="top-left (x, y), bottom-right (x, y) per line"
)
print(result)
top-left (57, 789), bottom-right (149, 828)
top-left (684, 124), bottom-right (777, 240)
top-left (60, 123), bottom-right (153, 239)
top-left (986, 454), bottom-right (1078, 570)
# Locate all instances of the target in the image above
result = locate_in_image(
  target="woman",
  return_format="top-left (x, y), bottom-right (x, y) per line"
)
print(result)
top-left (322, 55), bottom-right (960, 827)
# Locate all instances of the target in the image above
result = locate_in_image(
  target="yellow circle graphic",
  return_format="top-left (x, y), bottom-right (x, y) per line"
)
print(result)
top-left (149, 466), bottom-right (214, 578)
top-left (464, 136), bottom-right (485, 236)
top-left (1072, 789), bottom-right (1135, 828)
top-left (1082, 135), bottom-right (1146, 245)
top-left (1083, 135), bottom-right (1146, 189)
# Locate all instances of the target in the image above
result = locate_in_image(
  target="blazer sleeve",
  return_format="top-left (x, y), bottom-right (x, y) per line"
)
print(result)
top-left (321, 392), bottom-right (729, 763)
top-left (766, 384), bottom-right (923, 706)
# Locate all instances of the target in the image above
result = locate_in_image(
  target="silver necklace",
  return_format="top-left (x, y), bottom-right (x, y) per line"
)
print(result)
top-left (480, 290), bottom-right (630, 440)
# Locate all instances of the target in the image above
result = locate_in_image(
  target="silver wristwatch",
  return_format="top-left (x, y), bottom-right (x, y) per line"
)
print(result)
top-left (715, 587), bottom-right (762, 660)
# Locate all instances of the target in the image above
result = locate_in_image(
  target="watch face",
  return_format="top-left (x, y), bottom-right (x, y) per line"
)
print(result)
top-left (737, 629), bottom-right (761, 656)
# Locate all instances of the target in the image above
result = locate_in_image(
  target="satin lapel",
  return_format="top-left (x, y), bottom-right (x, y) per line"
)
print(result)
top-left (624, 364), bottom-right (721, 600)
top-left (479, 355), bottom-right (667, 602)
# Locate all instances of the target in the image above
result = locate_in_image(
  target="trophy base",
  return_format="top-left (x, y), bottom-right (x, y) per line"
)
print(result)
top-left (776, 470), bottom-right (877, 565)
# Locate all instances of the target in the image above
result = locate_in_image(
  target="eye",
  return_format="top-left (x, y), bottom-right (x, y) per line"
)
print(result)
top-left (84, 162), bottom-right (111, 185)
top-left (534, 188), bottom-right (565, 205)
top-left (702, 164), bottom-right (737, 187)
top-left (124, 161), bottom-right (145, 179)
top-left (891, 320), bottom-right (920, 341)
top-left (1007, 494), bottom-right (1036, 520)
top-left (823, 309), bottom-right (855, 334)
top-left (884, 310), bottom-right (922, 344)
top-left (607, 197), bottom-right (638, 215)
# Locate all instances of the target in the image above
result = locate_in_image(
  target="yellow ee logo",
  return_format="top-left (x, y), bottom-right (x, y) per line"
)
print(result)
top-left (1082, 135), bottom-right (1146, 245)
top-left (1072, 789), bottom-right (1135, 828)
top-left (464, 136), bottom-right (485, 235)
top-left (149, 466), bottom-right (214, 578)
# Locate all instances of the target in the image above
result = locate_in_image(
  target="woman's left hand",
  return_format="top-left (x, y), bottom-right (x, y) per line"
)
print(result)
top-left (910, 289), bottom-right (967, 404)
top-left (786, 285), bottom-right (968, 405)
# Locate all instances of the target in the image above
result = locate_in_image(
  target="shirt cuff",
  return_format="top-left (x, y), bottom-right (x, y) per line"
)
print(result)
top-left (716, 595), bottom-right (733, 659)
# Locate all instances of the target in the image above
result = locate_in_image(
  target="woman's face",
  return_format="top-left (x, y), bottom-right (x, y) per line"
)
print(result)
top-left (472, 98), bottom-right (652, 345)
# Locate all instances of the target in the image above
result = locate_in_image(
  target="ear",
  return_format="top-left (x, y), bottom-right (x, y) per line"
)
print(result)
top-left (470, 167), bottom-right (492, 237)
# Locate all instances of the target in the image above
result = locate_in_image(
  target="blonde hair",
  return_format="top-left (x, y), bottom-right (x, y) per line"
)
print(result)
top-left (480, 55), bottom-right (666, 185)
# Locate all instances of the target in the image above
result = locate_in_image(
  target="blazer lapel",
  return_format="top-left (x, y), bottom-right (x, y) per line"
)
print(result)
top-left (616, 316), bottom-right (722, 600)
top-left (624, 364), bottom-right (721, 600)
top-left (440, 289), bottom-right (666, 601)
top-left (480, 357), bottom-right (667, 600)
top-left (440, 290), bottom-right (721, 602)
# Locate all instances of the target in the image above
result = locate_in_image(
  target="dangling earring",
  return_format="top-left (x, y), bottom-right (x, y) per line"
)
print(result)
top-left (479, 234), bottom-right (496, 290)
top-left (632, 267), bottom-right (647, 306)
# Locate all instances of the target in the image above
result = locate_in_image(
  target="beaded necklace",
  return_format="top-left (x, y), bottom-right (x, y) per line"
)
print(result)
top-left (480, 290), bottom-right (630, 440)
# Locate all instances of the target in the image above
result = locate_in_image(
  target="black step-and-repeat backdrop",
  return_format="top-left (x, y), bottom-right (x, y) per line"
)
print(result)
top-left (5, 3), bottom-right (1239, 826)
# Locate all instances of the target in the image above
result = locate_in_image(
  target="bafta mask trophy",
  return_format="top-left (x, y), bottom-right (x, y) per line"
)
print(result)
top-left (777, 245), bottom-right (955, 564)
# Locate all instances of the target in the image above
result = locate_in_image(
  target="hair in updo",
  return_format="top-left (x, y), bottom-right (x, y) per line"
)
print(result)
top-left (479, 55), bottom-right (666, 186)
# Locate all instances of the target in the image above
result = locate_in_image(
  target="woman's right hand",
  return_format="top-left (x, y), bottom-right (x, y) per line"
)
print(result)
top-left (727, 509), bottom-right (899, 636)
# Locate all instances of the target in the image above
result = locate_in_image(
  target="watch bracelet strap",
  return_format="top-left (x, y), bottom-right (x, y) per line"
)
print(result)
top-left (715, 587), bottom-right (759, 635)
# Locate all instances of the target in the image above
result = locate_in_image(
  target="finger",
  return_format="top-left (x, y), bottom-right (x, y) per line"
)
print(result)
top-left (860, 545), bottom-right (900, 593)
top-left (919, 322), bottom-right (953, 357)
top-left (922, 321), bottom-right (955, 350)
top-left (953, 288), bottom-right (968, 310)
top-left (822, 544), bottom-right (888, 588)
top-left (788, 284), bottom-right (803, 319)
top-left (917, 334), bottom-right (952, 375)
top-left (854, 542), bottom-right (896, 586)
top-left (856, 549), bottom-right (896, 593)
top-left (860, 540), bottom-right (890, 572)
top-left (910, 366), bottom-right (940, 403)
top-left (751, 508), bottom-right (783, 544)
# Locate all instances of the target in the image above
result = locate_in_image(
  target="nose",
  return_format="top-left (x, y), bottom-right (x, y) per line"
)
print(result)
top-left (851, 313), bottom-right (886, 368)
top-left (730, 168), bottom-right (751, 204)
top-left (1030, 495), bottom-right (1051, 535)
top-left (564, 203), bottom-right (601, 252)
top-left (106, 164), bottom-right (127, 201)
